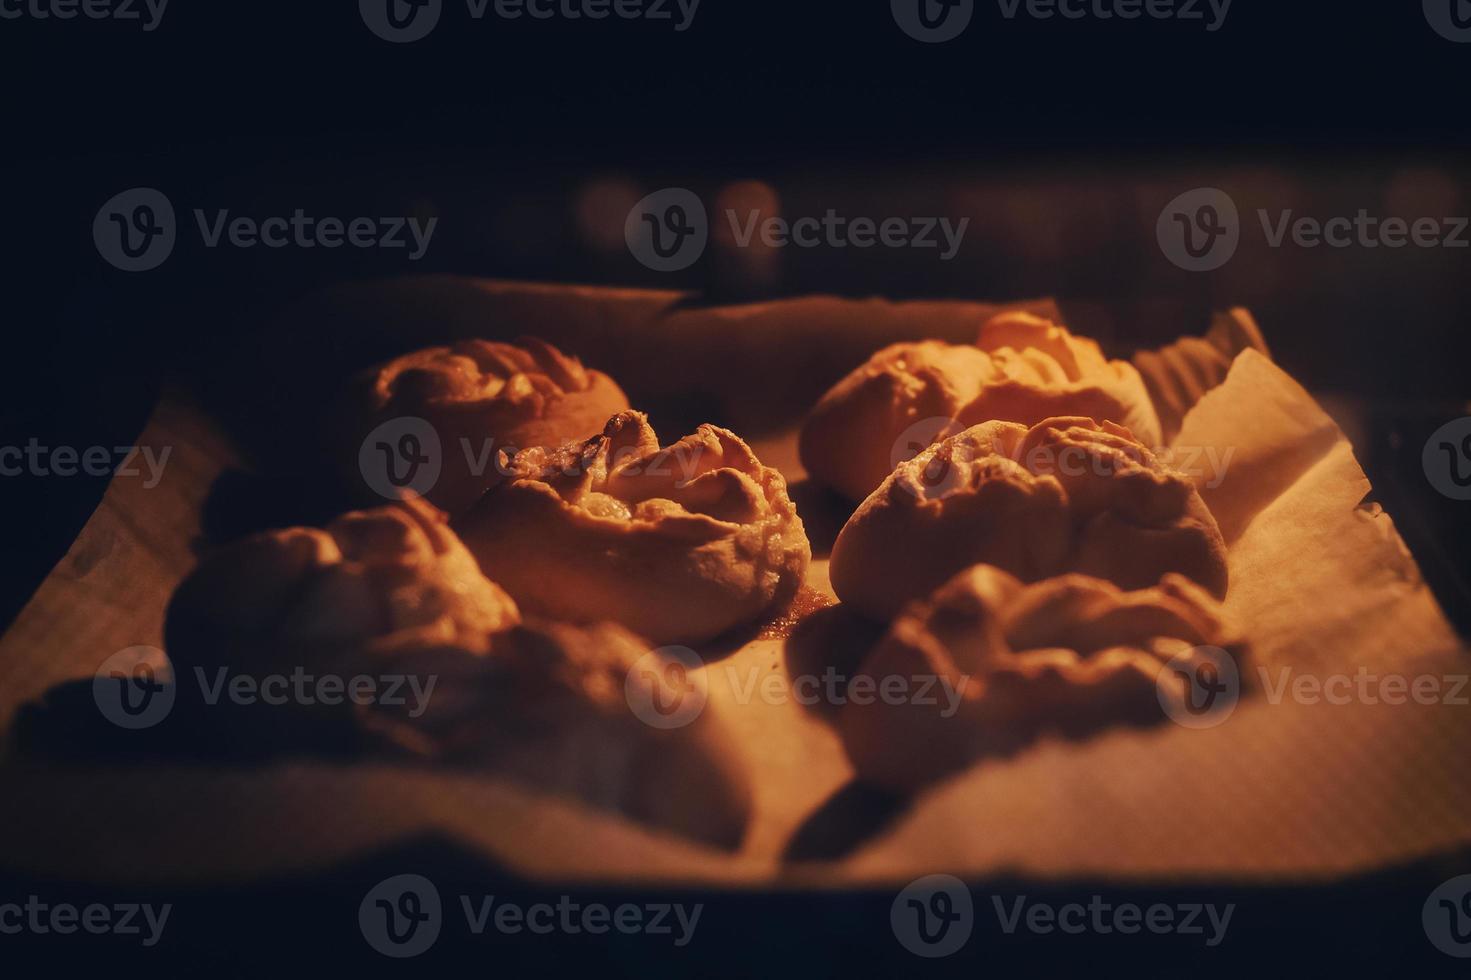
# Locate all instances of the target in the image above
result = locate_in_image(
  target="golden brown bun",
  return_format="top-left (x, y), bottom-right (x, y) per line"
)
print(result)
top-left (800, 312), bottom-right (1162, 501)
top-left (829, 417), bottom-right (1228, 621)
top-left (167, 498), bottom-right (521, 679)
top-left (347, 337), bottom-right (629, 515)
top-left (364, 621), bottom-right (752, 850)
top-left (1133, 308), bottom-right (1271, 443)
top-left (167, 503), bottom-right (749, 847)
top-left (839, 564), bottom-right (1244, 794)
top-left (456, 411), bottom-right (812, 645)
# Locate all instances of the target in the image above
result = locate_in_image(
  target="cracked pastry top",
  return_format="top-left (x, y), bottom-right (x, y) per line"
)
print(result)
top-left (839, 563), bottom-right (1245, 794)
top-left (455, 410), bottom-right (812, 645)
top-left (829, 416), bottom-right (1228, 620)
top-left (800, 311), bottom-right (1163, 501)
top-left (351, 336), bottom-right (630, 514)
top-left (166, 498), bottom-right (522, 680)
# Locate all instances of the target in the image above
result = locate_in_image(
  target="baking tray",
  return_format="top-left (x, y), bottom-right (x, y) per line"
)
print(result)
top-left (1, 278), bottom-right (1468, 972)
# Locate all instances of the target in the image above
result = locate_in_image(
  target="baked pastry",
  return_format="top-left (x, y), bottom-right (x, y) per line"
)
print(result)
top-left (364, 620), bottom-right (753, 850)
top-left (166, 501), bottom-right (750, 847)
top-left (347, 337), bottom-right (629, 514)
top-left (1133, 308), bottom-right (1271, 443)
top-left (829, 416), bottom-right (1228, 620)
top-left (456, 411), bottom-right (812, 645)
top-left (167, 498), bottom-right (521, 678)
top-left (800, 312), bottom-right (1162, 501)
top-left (839, 564), bottom-right (1244, 793)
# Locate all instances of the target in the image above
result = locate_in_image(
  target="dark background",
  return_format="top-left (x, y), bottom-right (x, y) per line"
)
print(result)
top-left (4, 1), bottom-right (1471, 620)
top-left (2, 1), bottom-right (1470, 973)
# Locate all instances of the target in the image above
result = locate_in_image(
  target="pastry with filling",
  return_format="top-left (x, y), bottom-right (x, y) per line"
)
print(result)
top-left (456, 411), bottom-right (812, 645)
top-left (800, 312), bottom-right (1162, 501)
top-left (839, 564), bottom-right (1244, 793)
top-left (348, 337), bottom-right (629, 514)
top-left (829, 416), bottom-right (1228, 620)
